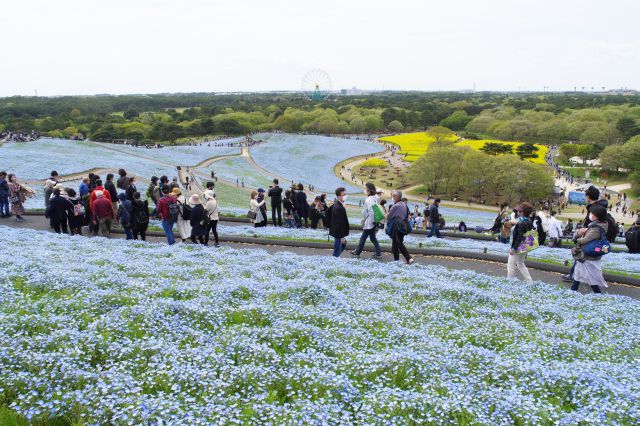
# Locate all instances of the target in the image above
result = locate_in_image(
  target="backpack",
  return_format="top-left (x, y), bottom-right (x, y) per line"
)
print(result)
top-left (180, 201), bottom-right (192, 220)
top-left (490, 214), bottom-right (502, 233)
top-left (625, 227), bottom-right (640, 253)
top-left (73, 202), bottom-right (85, 217)
top-left (395, 204), bottom-right (413, 236)
top-left (135, 202), bottom-right (150, 225)
top-left (165, 197), bottom-right (180, 222)
top-left (583, 225), bottom-right (611, 258)
top-left (325, 204), bottom-right (334, 228)
top-left (605, 213), bottom-right (619, 242)
top-left (372, 203), bottom-right (385, 224)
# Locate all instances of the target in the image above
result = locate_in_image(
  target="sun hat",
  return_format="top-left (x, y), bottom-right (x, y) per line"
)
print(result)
top-left (203, 189), bottom-right (215, 200)
top-left (171, 188), bottom-right (182, 196)
top-left (189, 194), bottom-right (201, 205)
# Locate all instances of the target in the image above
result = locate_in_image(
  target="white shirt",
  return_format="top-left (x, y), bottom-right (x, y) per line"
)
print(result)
top-left (547, 216), bottom-right (563, 238)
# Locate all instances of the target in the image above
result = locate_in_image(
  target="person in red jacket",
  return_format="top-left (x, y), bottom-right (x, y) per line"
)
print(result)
top-left (156, 185), bottom-right (177, 244)
top-left (92, 190), bottom-right (115, 237)
top-left (90, 179), bottom-right (112, 211)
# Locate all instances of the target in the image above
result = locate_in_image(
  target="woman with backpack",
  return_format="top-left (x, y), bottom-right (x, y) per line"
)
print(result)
top-left (571, 204), bottom-right (609, 293)
top-left (117, 193), bottom-right (134, 240)
top-left (507, 202), bottom-right (534, 283)
top-left (175, 188), bottom-right (192, 242)
top-left (131, 192), bottom-right (149, 241)
top-left (66, 188), bottom-right (84, 235)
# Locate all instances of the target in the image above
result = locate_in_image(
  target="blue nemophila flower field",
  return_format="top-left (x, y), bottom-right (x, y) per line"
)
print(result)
top-left (0, 226), bottom-right (638, 425)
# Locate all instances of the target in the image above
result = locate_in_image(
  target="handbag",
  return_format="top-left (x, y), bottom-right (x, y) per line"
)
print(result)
top-left (515, 220), bottom-right (539, 254)
top-left (582, 226), bottom-right (610, 257)
top-left (247, 210), bottom-right (257, 220)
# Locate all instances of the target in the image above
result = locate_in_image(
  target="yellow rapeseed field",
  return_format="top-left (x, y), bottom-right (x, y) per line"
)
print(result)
top-left (359, 158), bottom-right (388, 168)
top-left (380, 132), bottom-right (548, 165)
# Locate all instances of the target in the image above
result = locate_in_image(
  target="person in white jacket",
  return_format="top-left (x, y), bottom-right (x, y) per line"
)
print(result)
top-left (175, 189), bottom-right (192, 242)
top-left (203, 187), bottom-right (220, 247)
top-left (547, 211), bottom-right (563, 247)
top-left (249, 190), bottom-right (266, 228)
top-left (350, 182), bottom-right (382, 258)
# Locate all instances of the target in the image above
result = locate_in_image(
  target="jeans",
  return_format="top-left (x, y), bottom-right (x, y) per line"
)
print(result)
top-left (205, 220), bottom-right (218, 245)
top-left (354, 228), bottom-right (381, 255)
top-left (427, 222), bottom-right (442, 238)
top-left (0, 195), bottom-right (9, 217)
top-left (391, 228), bottom-right (412, 262)
top-left (123, 227), bottom-right (133, 240)
top-left (333, 237), bottom-right (346, 257)
top-left (498, 236), bottom-right (509, 244)
top-left (162, 219), bottom-right (175, 245)
top-left (271, 202), bottom-right (282, 226)
top-left (97, 218), bottom-right (112, 237)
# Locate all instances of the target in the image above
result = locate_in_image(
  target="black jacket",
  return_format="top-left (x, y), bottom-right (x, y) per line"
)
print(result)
top-left (295, 191), bottom-right (309, 217)
top-left (511, 217), bottom-right (533, 251)
top-left (104, 181), bottom-right (118, 201)
top-left (429, 204), bottom-right (440, 222)
top-left (268, 186), bottom-right (283, 204)
top-left (49, 195), bottom-right (72, 222)
top-left (131, 199), bottom-right (149, 231)
top-left (189, 204), bottom-right (206, 236)
top-left (0, 178), bottom-right (9, 197)
top-left (126, 185), bottom-right (138, 202)
top-left (329, 200), bottom-right (349, 239)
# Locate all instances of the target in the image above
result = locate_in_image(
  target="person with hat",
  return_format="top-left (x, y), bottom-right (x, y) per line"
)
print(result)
top-left (571, 204), bottom-right (610, 293)
top-left (92, 190), bottom-right (115, 237)
top-left (255, 188), bottom-right (268, 228)
top-left (188, 194), bottom-right (207, 245)
top-left (203, 186), bottom-right (220, 247)
top-left (175, 188), bottom-right (192, 242)
top-left (350, 182), bottom-right (382, 258)
top-left (48, 188), bottom-right (72, 234)
top-left (249, 190), bottom-right (266, 227)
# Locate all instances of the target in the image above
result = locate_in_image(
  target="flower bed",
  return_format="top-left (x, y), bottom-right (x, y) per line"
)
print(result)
top-left (0, 226), bottom-right (638, 424)
top-left (250, 134), bottom-right (383, 192)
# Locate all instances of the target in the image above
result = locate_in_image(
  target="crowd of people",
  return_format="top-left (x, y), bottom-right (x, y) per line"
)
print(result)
top-left (0, 130), bottom-right (40, 142)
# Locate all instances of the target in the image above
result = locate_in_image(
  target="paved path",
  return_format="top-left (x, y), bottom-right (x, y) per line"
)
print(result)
top-left (3, 216), bottom-right (638, 300)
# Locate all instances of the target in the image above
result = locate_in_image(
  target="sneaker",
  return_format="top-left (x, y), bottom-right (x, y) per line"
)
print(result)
top-left (372, 253), bottom-right (382, 259)
top-left (561, 274), bottom-right (573, 283)
top-left (407, 258), bottom-right (415, 265)
top-left (349, 250), bottom-right (360, 257)
top-left (214, 243), bottom-right (220, 248)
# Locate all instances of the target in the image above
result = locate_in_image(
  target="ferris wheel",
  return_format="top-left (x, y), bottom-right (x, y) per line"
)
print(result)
top-left (301, 69), bottom-right (332, 101)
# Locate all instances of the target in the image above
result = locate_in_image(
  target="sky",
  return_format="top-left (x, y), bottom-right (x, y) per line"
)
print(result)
top-left (1, 0), bottom-right (639, 96)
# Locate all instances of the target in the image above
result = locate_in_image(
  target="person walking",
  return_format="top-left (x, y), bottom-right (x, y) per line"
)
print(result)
top-left (175, 188), bottom-right (192, 242)
top-left (188, 194), bottom-right (207, 245)
top-left (507, 202), bottom-right (534, 283)
top-left (350, 182), bottom-right (382, 258)
top-left (131, 192), bottom-right (149, 241)
top-left (117, 193), bottom-right (134, 240)
top-left (329, 187), bottom-right (349, 257)
top-left (92, 190), bottom-right (115, 237)
top-left (0, 171), bottom-right (10, 218)
top-left (427, 198), bottom-right (443, 238)
top-left (66, 188), bottom-right (84, 235)
top-left (386, 190), bottom-right (414, 265)
top-left (571, 204), bottom-right (610, 294)
top-left (203, 188), bottom-right (220, 247)
top-left (157, 185), bottom-right (178, 245)
top-left (268, 179), bottom-right (283, 226)
top-left (7, 174), bottom-right (27, 221)
top-left (249, 190), bottom-right (266, 228)
top-left (48, 188), bottom-right (72, 234)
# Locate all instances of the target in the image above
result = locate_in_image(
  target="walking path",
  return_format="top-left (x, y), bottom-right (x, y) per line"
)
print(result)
top-left (3, 216), bottom-right (638, 300)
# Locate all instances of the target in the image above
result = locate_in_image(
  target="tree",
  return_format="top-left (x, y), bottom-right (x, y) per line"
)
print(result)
top-left (599, 145), bottom-right (628, 171)
top-left (123, 109), bottom-right (139, 120)
top-left (515, 143), bottom-right (539, 159)
top-left (439, 110), bottom-right (472, 130)
top-left (616, 117), bottom-right (640, 140)
top-left (481, 142), bottom-right (513, 156)
top-left (387, 120), bottom-right (404, 132)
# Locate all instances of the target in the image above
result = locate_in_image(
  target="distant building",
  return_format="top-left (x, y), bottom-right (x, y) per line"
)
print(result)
top-left (340, 87), bottom-right (370, 96)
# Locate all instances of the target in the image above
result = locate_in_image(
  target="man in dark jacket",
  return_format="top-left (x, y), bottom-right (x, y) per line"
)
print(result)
top-left (48, 189), bottom-right (72, 234)
top-left (562, 185), bottom-right (608, 282)
top-left (329, 187), bottom-right (349, 257)
top-left (104, 173), bottom-right (118, 213)
top-left (427, 198), bottom-right (442, 238)
top-left (0, 171), bottom-right (10, 218)
top-left (268, 179), bottom-right (283, 226)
